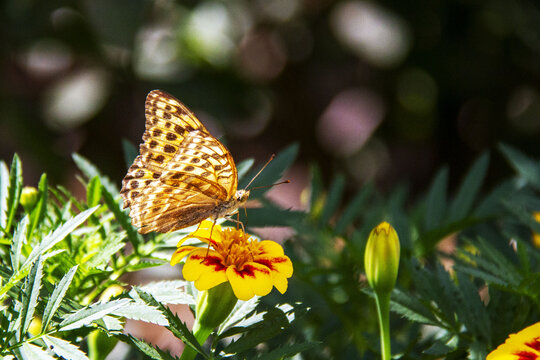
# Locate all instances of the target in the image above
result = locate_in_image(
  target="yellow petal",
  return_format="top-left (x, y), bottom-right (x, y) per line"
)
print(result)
top-left (194, 270), bottom-right (228, 290)
top-left (258, 240), bottom-right (285, 256)
top-left (182, 249), bottom-right (225, 282)
top-left (192, 220), bottom-right (224, 243)
top-left (226, 263), bottom-right (273, 301)
top-left (487, 322), bottom-right (540, 359)
top-left (170, 246), bottom-right (198, 266)
top-left (255, 254), bottom-right (293, 278)
top-left (226, 266), bottom-right (255, 301)
top-left (271, 272), bottom-right (289, 294)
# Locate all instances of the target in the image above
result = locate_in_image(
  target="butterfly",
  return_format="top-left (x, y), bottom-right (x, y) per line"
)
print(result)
top-left (120, 90), bottom-right (251, 234)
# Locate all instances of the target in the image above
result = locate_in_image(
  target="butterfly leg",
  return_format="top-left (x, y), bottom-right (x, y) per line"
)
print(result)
top-left (203, 220), bottom-right (217, 260)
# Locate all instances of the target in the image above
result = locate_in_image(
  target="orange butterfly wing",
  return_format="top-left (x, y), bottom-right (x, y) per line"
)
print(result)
top-left (120, 90), bottom-right (238, 234)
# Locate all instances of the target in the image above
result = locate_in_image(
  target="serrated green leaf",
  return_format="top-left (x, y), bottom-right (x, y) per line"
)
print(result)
top-left (499, 143), bottom-right (540, 190)
top-left (122, 139), bottom-right (138, 170)
top-left (28, 174), bottom-right (48, 238)
top-left (239, 143), bottom-right (298, 190)
top-left (319, 174), bottom-right (345, 226)
top-left (455, 272), bottom-right (491, 341)
top-left (218, 297), bottom-right (260, 335)
top-left (17, 343), bottom-right (56, 360)
top-left (20, 257), bottom-right (43, 338)
top-left (101, 185), bottom-right (140, 248)
top-left (390, 289), bottom-right (440, 326)
top-left (111, 302), bottom-right (168, 326)
top-left (86, 176), bottom-right (101, 208)
top-left (42, 266), bottom-right (78, 331)
top-left (10, 216), bottom-right (29, 272)
top-left (4, 154), bottom-right (23, 234)
top-left (72, 153), bottom-right (118, 195)
top-left (59, 299), bottom-right (130, 331)
top-left (85, 233), bottom-right (126, 268)
top-left (448, 153), bottom-right (489, 223)
top-left (132, 281), bottom-right (195, 305)
top-left (334, 184), bottom-right (371, 234)
top-left (134, 288), bottom-right (205, 357)
top-left (117, 334), bottom-right (178, 360)
top-left (223, 308), bottom-right (290, 354)
top-left (238, 204), bottom-right (304, 228)
top-left (24, 206), bottom-right (98, 269)
top-left (42, 335), bottom-right (89, 360)
top-left (424, 167), bottom-right (448, 230)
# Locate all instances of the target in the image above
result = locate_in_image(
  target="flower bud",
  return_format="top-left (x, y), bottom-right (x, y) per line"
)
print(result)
top-left (21, 186), bottom-right (39, 212)
top-left (364, 222), bottom-right (400, 293)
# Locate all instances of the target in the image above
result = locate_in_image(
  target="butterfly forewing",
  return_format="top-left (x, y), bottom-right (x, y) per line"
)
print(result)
top-left (121, 90), bottom-right (239, 234)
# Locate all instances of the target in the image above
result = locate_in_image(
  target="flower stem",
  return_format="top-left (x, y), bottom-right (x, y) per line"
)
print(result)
top-left (374, 292), bottom-right (391, 360)
top-left (179, 323), bottom-right (212, 360)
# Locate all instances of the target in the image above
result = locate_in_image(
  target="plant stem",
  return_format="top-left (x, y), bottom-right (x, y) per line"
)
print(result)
top-left (374, 292), bottom-right (391, 360)
top-left (179, 323), bottom-right (212, 360)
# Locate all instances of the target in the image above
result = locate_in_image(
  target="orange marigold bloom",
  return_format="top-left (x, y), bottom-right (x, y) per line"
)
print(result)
top-left (170, 220), bottom-right (293, 301)
top-left (487, 322), bottom-right (540, 360)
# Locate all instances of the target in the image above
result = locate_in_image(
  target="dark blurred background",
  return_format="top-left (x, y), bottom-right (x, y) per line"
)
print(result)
top-left (1, 0), bottom-right (540, 200)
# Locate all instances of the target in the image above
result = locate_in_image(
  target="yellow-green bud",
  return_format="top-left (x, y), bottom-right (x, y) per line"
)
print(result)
top-left (21, 186), bottom-right (39, 212)
top-left (364, 222), bottom-right (400, 293)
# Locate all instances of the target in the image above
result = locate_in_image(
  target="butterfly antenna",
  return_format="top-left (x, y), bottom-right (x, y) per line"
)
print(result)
top-left (245, 154), bottom-right (275, 190)
top-left (249, 180), bottom-right (290, 191)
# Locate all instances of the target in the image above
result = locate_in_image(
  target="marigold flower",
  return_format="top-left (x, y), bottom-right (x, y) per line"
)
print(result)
top-left (487, 322), bottom-right (540, 359)
top-left (170, 220), bottom-right (293, 301)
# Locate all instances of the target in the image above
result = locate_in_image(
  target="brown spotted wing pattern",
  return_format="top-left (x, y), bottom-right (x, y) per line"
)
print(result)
top-left (120, 90), bottom-right (241, 234)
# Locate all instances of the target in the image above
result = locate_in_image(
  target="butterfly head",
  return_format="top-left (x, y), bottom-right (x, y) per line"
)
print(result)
top-left (234, 189), bottom-right (250, 206)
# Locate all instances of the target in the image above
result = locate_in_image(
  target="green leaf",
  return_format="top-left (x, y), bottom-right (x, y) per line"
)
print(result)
top-left (499, 143), bottom-right (540, 190)
top-left (122, 139), bottom-right (138, 170)
top-left (390, 289), bottom-right (440, 326)
top-left (319, 174), bottom-right (345, 226)
top-left (334, 184), bottom-right (371, 234)
top-left (448, 153), bottom-right (489, 223)
top-left (17, 343), bottom-right (56, 360)
top-left (28, 174), bottom-right (48, 238)
top-left (25, 206), bottom-right (99, 268)
top-left (42, 335), bottom-right (89, 360)
top-left (85, 234), bottom-right (126, 268)
top-left (134, 288), bottom-right (205, 357)
top-left (239, 143), bottom-right (299, 190)
top-left (424, 167), bottom-right (448, 230)
top-left (20, 257), bottom-right (43, 338)
top-left (111, 302), bottom-right (168, 326)
top-left (455, 272), bottom-right (491, 341)
top-left (10, 216), bottom-right (29, 272)
top-left (59, 299), bottom-right (131, 331)
top-left (42, 266), bottom-right (78, 331)
top-left (257, 342), bottom-right (317, 360)
top-left (132, 281), bottom-right (195, 305)
top-left (86, 176), bottom-right (102, 208)
top-left (239, 204), bottom-right (304, 228)
top-left (223, 308), bottom-right (290, 354)
top-left (72, 153), bottom-right (118, 195)
top-left (117, 334), bottom-right (178, 360)
top-left (4, 154), bottom-right (23, 234)
top-left (101, 185), bottom-right (141, 249)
